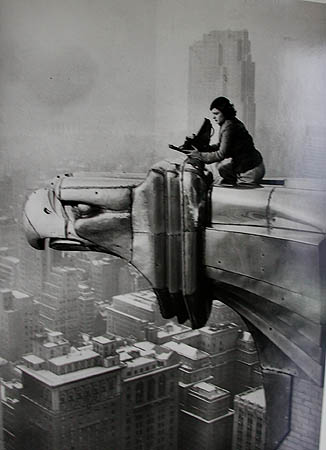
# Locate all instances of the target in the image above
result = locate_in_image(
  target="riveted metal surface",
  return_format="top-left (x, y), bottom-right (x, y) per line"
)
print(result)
top-left (132, 169), bottom-right (166, 287)
top-left (222, 284), bottom-right (323, 364)
top-left (211, 183), bottom-right (326, 233)
top-left (130, 160), bottom-right (211, 327)
top-left (212, 282), bottom-right (323, 385)
top-left (132, 169), bottom-right (166, 234)
top-left (206, 266), bottom-right (321, 324)
top-left (74, 210), bottom-right (132, 260)
top-left (58, 175), bottom-right (142, 188)
top-left (166, 170), bottom-right (181, 293)
top-left (182, 232), bottom-right (198, 295)
top-left (23, 188), bottom-right (67, 247)
top-left (270, 187), bottom-right (326, 233)
top-left (211, 185), bottom-right (273, 227)
top-left (205, 228), bottom-right (322, 301)
top-left (59, 186), bottom-right (132, 210)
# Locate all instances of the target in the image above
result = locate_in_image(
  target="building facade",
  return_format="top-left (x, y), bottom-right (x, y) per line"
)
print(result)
top-left (90, 256), bottom-right (126, 302)
top-left (38, 266), bottom-right (80, 343)
top-left (172, 324), bottom-right (262, 396)
top-left (106, 290), bottom-right (166, 340)
top-left (0, 256), bottom-right (19, 290)
top-left (179, 381), bottom-right (234, 450)
top-left (78, 283), bottom-right (95, 336)
top-left (232, 387), bottom-right (266, 450)
top-left (0, 289), bottom-right (38, 362)
top-left (4, 334), bottom-right (179, 450)
top-left (1, 380), bottom-right (23, 450)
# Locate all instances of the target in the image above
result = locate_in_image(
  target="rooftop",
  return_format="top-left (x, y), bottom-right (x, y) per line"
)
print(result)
top-left (238, 387), bottom-right (266, 408)
top-left (163, 341), bottom-right (209, 360)
top-left (113, 292), bottom-right (155, 311)
top-left (12, 290), bottom-right (31, 299)
top-left (156, 322), bottom-right (188, 337)
top-left (92, 336), bottom-right (114, 345)
top-left (134, 341), bottom-right (156, 353)
top-left (200, 323), bottom-right (239, 334)
top-left (240, 331), bottom-right (254, 342)
top-left (43, 342), bottom-right (58, 348)
top-left (48, 331), bottom-right (64, 337)
top-left (49, 349), bottom-right (98, 366)
top-left (172, 329), bottom-right (200, 340)
top-left (1, 256), bottom-right (19, 264)
top-left (191, 381), bottom-right (230, 400)
top-left (125, 356), bottom-right (156, 368)
top-left (19, 364), bottom-right (119, 387)
top-left (22, 355), bottom-right (45, 365)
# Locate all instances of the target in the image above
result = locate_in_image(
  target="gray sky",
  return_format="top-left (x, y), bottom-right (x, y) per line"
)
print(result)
top-left (1, 0), bottom-right (325, 177)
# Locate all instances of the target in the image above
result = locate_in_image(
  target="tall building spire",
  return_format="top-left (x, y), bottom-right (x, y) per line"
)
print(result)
top-left (188, 30), bottom-right (256, 136)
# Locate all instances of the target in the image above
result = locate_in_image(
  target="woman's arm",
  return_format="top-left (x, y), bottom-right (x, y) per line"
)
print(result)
top-left (208, 123), bottom-right (234, 161)
top-left (189, 123), bottom-right (234, 164)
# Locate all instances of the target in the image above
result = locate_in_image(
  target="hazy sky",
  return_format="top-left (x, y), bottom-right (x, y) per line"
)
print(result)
top-left (0, 0), bottom-right (325, 177)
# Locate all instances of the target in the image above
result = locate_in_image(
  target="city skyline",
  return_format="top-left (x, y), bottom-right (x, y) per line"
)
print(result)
top-left (0, 232), bottom-right (265, 449)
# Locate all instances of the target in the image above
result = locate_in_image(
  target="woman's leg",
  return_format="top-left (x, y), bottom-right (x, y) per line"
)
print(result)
top-left (238, 162), bottom-right (266, 185)
top-left (217, 159), bottom-right (237, 184)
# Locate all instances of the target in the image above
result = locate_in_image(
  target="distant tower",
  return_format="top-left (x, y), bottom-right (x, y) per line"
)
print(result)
top-left (0, 289), bottom-right (38, 361)
top-left (106, 290), bottom-right (166, 339)
top-left (78, 283), bottom-right (95, 335)
top-left (39, 266), bottom-right (80, 343)
top-left (188, 30), bottom-right (256, 135)
top-left (90, 256), bottom-right (125, 302)
top-left (18, 232), bottom-right (49, 298)
top-left (0, 255), bottom-right (20, 290)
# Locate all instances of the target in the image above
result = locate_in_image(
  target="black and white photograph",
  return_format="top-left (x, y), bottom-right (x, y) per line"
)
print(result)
top-left (0, 0), bottom-right (326, 449)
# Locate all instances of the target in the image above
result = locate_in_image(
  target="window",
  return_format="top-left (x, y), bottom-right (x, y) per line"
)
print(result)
top-left (148, 379), bottom-right (156, 401)
top-left (158, 374), bottom-right (166, 397)
top-left (136, 382), bottom-right (144, 404)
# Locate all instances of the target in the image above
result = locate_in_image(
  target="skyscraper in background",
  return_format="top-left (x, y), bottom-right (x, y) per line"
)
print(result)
top-left (38, 266), bottom-right (80, 343)
top-left (188, 30), bottom-right (256, 136)
top-left (0, 289), bottom-right (38, 362)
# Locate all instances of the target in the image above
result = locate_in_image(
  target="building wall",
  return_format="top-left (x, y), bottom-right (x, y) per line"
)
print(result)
top-left (0, 290), bottom-right (38, 362)
top-left (106, 307), bottom-right (148, 340)
top-left (179, 384), bottom-right (233, 450)
top-left (20, 370), bottom-right (122, 450)
top-left (278, 377), bottom-right (322, 450)
top-left (18, 232), bottom-right (48, 298)
top-left (39, 267), bottom-right (80, 343)
top-left (121, 366), bottom-right (179, 450)
top-left (232, 388), bottom-right (266, 450)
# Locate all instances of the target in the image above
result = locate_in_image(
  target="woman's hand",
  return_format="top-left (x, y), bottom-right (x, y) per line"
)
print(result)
top-left (187, 148), bottom-right (202, 160)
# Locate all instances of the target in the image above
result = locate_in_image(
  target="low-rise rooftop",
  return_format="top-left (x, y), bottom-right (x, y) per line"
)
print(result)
top-left (49, 349), bottom-right (98, 366)
top-left (238, 387), bottom-right (265, 408)
top-left (191, 382), bottom-right (229, 400)
top-left (163, 341), bottom-right (209, 360)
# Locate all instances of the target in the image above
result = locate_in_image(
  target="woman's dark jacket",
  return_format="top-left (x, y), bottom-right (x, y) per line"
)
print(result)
top-left (209, 118), bottom-right (263, 173)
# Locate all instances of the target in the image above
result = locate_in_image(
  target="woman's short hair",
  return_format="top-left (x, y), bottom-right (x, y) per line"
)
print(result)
top-left (210, 97), bottom-right (237, 119)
